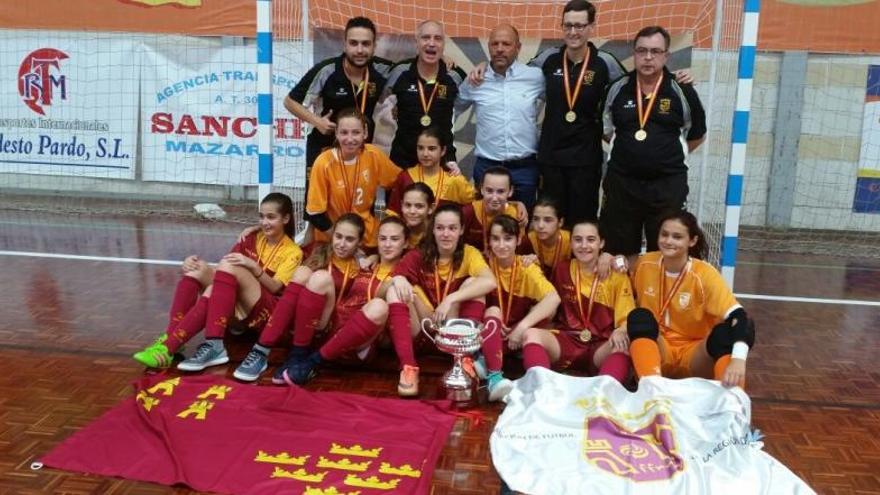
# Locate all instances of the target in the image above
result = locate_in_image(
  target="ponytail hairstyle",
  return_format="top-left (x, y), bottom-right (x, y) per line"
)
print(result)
top-left (403, 181), bottom-right (436, 210)
top-left (305, 213), bottom-right (366, 269)
top-left (419, 203), bottom-right (465, 270)
top-left (332, 107), bottom-right (368, 149)
top-left (260, 192), bottom-right (295, 238)
top-left (416, 126), bottom-right (451, 171)
top-left (657, 210), bottom-right (708, 260)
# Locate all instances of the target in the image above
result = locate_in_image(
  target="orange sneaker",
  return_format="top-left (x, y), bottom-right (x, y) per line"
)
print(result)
top-left (397, 365), bottom-right (420, 397)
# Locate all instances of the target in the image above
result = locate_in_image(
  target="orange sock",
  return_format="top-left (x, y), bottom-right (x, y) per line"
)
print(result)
top-left (629, 338), bottom-right (662, 378)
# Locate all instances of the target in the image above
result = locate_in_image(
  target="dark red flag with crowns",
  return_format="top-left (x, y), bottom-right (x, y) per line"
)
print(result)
top-left (42, 374), bottom-right (456, 494)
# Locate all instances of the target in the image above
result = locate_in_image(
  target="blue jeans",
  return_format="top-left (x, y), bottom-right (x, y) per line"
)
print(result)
top-left (473, 155), bottom-right (539, 213)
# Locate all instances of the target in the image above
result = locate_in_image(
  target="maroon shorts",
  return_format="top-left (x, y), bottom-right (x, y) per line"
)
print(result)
top-left (241, 285), bottom-right (278, 331)
top-left (554, 331), bottom-right (606, 373)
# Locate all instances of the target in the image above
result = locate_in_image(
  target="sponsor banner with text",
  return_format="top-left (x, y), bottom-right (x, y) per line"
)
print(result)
top-left (0, 30), bottom-right (138, 178)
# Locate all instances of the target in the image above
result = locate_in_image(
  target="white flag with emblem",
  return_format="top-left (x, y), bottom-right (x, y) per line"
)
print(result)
top-left (491, 368), bottom-right (814, 494)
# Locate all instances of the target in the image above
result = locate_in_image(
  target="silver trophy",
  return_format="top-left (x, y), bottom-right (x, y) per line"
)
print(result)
top-left (421, 318), bottom-right (497, 402)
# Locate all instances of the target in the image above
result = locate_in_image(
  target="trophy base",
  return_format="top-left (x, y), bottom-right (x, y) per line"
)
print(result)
top-left (443, 385), bottom-right (474, 403)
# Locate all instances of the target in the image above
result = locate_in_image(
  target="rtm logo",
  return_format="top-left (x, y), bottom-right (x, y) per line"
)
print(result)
top-left (18, 48), bottom-right (69, 116)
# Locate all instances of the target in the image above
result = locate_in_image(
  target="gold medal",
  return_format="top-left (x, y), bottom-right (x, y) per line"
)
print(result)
top-left (635, 129), bottom-right (647, 141)
top-left (565, 111), bottom-right (577, 123)
top-left (562, 47), bottom-right (591, 127)
top-left (635, 73), bottom-right (663, 145)
top-left (420, 115), bottom-right (432, 127)
top-left (579, 329), bottom-right (592, 342)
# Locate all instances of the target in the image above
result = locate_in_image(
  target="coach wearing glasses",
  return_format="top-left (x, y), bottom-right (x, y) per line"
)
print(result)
top-left (600, 25), bottom-right (706, 262)
top-left (528, 0), bottom-right (625, 224)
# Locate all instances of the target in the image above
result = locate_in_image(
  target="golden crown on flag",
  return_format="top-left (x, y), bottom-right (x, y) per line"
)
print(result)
top-left (254, 451), bottom-right (309, 465)
top-left (302, 487), bottom-right (362, 495)
top-left (344, 474), bottom-right (401, 490)
top-left (317, 456), bottom-right (371, 472)
top-left (329, 443), bottom-right (383, 458)
top-left (270, 467), bottom-right (327, 483)
top-left (378, 462), bottom-right (421, 478)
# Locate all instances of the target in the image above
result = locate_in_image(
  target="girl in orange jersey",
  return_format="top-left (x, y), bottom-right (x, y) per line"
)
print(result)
top-left (306, 107), bottom-right (401, 250)
top-left (386, 126), bottom-right (476, 215)
top-left (521, 220), bottom-right (634, 384)
top-left (279, 216), bottom-right (411, 385)
top-left (627, 211), bottom-right (755, 388)
top-left (386, 203), bottom-right (498, 397)
top-left (481, 214), bottom-right (561, 401)
top-left (233, 214), bottom-right (366, 383)
top-left (518, 196), bottom-right (572, 278)
top-left (132, 193), bottom-right (303, 371)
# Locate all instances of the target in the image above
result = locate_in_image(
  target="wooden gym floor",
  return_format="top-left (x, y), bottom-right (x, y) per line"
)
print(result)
top-left (1, 213), bottom-right (879, 494)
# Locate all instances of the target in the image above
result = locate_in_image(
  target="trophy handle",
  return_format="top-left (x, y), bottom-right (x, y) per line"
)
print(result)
top-left (420, 318), bottom-right (437, 343)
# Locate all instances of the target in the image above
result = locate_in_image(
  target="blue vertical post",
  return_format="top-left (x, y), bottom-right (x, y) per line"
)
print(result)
top-left (256, 0), bottom-right (273, 202)
top-left (721, 0), bottom-right (760, 287)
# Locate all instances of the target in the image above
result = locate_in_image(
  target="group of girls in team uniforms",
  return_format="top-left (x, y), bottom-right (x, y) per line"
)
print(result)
top-left (133, 107), bottom-right (754, 400)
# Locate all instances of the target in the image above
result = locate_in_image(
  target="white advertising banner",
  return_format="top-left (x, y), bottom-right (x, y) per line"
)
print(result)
top-left (141, 37), bottom-right (308, 187)
top-left (0, 30), bottom-right (138, 178)
top-left (491, 369), bottom-right (815, 495)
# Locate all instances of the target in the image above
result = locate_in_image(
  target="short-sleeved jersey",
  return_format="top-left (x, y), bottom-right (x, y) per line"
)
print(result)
top-left (306, 144), bottom-right (401, 247)
top-left (384, 59), bottom-right (466, 168)
top-left (393, 245), bottom-right (489, 307)
top-left (530, 43), bottom-right (625, 169)
top-left (517, 230), bottom-right (572, 278)
top-left (461, 200), bottom-right (520, 252)
top-left (632, 252), bottom-right (740, 342)
top-left (288, 55), bottom-right (392, 158)
top-left (486, 256), bottom-right (556, 326)
top-left (385, 167), bottom-right (476, 215)
top-left (230, 231), bottom-right (303, 287)
top-left (553, 259), bottom-right (635, 340)
top-left (603, 67), bottom-right (707, 180)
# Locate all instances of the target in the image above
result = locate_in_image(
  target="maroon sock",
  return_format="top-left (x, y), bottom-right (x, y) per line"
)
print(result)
top-left (165, 296), bottom-right (208, 353)
top-left (523, 342), bottom-right (551, 369)
top-left (291, 287), bottom-right (327, 347)
top-left (203, 271), bottom-right (238, 339)
top-left (165, 276), bottom-right (201, 334)
top-left (388, 302), bottom-right (417, 368)
top-left (319, 310), bottom-right (381, 361)
top-left (458, 300), bottom-right (485, 322)
top-left (257, 282), bottom-right (304, 346)
top-left (481, 316), bottom-right (504, 373)
top-left (598, 351), bottom-right (631, 384)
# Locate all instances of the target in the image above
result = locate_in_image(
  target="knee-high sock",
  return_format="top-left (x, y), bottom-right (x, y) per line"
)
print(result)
top-left (481, 316), bottom-right (504, 373)
top-left (629, 338), bottom-right (662, 378)
top-left (203, 271), bottom-right (238, 339)
top-left (165, 296), bottom-right (208, 353)
top-left (523, 342), bottom-right (550, 369)
top-left (458, 300), bottom-right (485, 322)
top-left (319, 311), bottom-right (381, 361)
top-left (713, 354), bottom-right (744, 388)
top-left (257, 282), bottom-right (304, 347)
top-left (388, 302), bottom-right (417, 368)
top-left (291, 288), bottom-right (327, 347)
top-left (166, 276), bottom-right (201, 333)
top-left (598, 351), bottom-right (630, 384)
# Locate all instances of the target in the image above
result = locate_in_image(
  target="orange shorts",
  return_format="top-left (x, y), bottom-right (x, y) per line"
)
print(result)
top-left (659, 336), bottom-right (705, 379)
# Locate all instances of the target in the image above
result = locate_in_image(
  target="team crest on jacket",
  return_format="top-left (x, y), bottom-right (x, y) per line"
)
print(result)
top-left (437, 84), bottom-right (448, 98)
top-left (659, 98), bottom-right (672, 114)
top-left (678, 292), bottom-right (691, 309)
top-left (583, 70), bottom-right (595, 85)
top-left (583, 412), bottom-right (684, 482)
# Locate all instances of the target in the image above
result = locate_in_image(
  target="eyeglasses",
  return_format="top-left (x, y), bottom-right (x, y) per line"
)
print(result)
top-left (562, 22), bottom-right (591, 32)
top-left (634, 47), bottom-right (668, 57)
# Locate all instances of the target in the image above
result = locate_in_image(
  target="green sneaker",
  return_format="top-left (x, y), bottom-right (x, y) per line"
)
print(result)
top-left (133, 341), bottom-right (174, 369)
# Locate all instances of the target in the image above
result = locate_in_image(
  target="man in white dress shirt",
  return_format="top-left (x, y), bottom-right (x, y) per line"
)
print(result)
top-left (457, 24), bottom-right (544, 212)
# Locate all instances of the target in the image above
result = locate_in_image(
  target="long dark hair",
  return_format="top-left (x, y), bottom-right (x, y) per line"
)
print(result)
top-left (306, 213), bottom-right (366, 269)
top-left (260, 192), bottom-right (295, 238)
top-left (419, 203), bottom-right (465, 269)
top-left (658, 210), bottom-right (708, 260)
